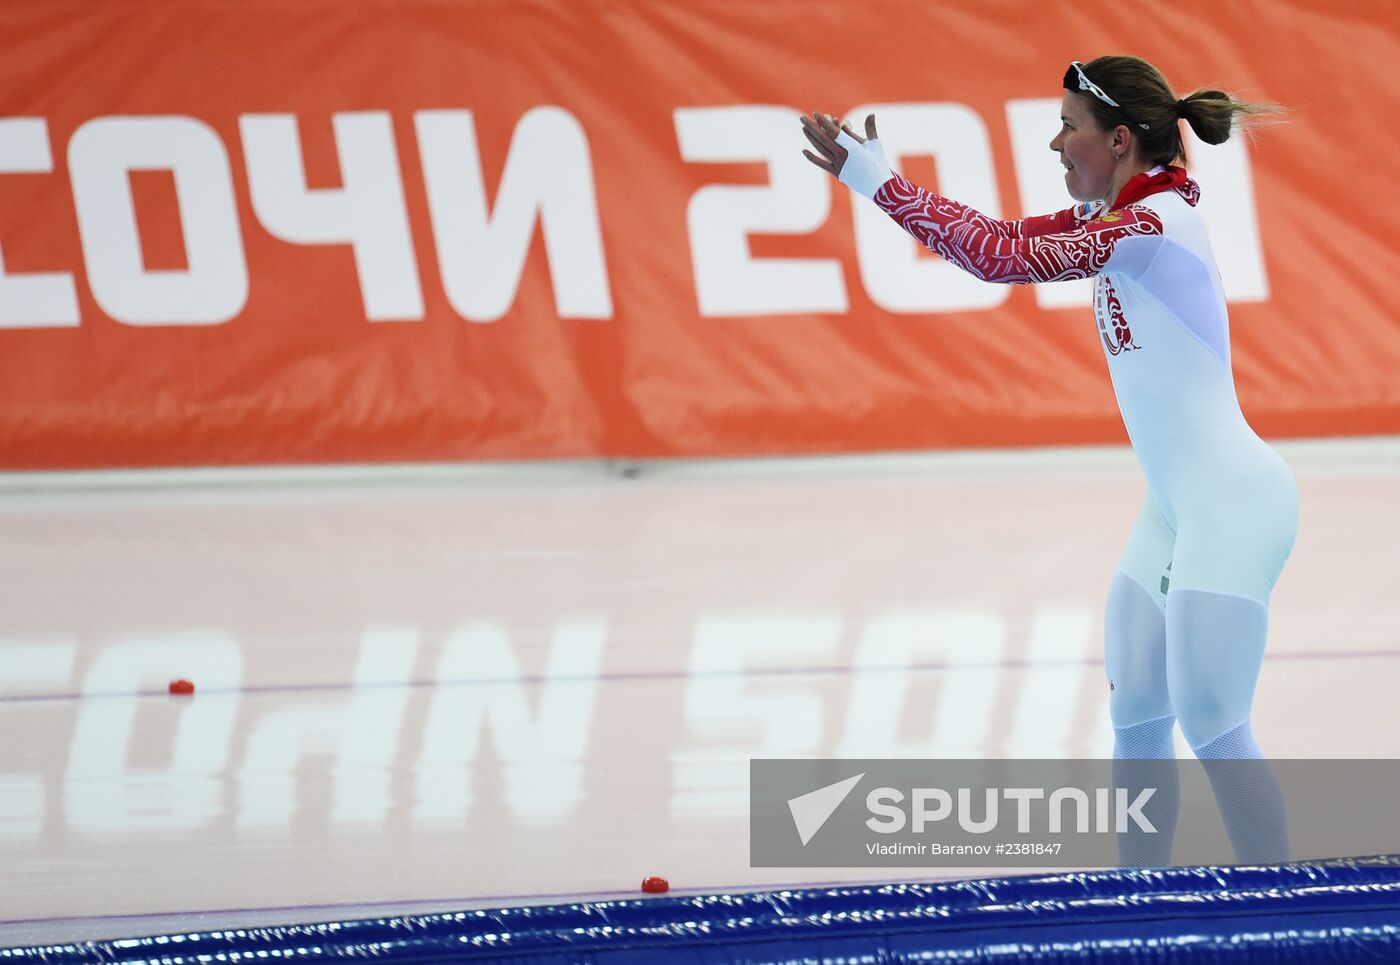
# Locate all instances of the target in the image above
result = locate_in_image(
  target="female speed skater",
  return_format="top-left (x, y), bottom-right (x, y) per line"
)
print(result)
top-left (800, 55), bottom-right (1294, 866)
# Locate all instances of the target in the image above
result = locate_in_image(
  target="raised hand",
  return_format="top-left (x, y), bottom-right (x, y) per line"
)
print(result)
top-left (800, 112), bottom-right (880, 174)
top-left (800, 112), bottom-right (889, 200)
top-left (799, 111), bottom-right (848, 176)
top-left (843, 114), bottom-right (878, 145)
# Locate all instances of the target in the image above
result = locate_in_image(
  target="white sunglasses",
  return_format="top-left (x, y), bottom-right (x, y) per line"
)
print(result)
top-left (1065, 61), bottom-right (1150, 131)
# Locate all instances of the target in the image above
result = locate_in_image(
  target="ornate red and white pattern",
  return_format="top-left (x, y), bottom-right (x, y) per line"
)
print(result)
top-left (873, 172), bottom-right (1166, 284)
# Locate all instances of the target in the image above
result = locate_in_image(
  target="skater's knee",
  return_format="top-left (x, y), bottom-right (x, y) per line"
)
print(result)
top-left (1172, 689), bottom-right (1246, 751)
top-left (1110, 682), bottom-right (1173, 729)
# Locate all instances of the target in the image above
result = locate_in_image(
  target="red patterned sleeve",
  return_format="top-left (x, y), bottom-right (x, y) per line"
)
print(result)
top-left (971, 203), bottom-right (1088, 239)
top-left (1011, 207), bottom-right (1089, 238)
top-left (873, 172), bottom-right (1163, 284)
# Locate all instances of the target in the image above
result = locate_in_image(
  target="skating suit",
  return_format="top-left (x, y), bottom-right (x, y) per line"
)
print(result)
top-left (873, 164), bottom-right (1298, 607)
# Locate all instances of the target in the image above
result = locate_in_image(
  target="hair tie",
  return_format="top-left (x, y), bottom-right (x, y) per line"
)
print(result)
top-left (1176, 98), bottom-right (1190, 118)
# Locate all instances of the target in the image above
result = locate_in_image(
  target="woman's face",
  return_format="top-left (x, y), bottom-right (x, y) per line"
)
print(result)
top-left (1049, 92), bottom-right (1117, 202)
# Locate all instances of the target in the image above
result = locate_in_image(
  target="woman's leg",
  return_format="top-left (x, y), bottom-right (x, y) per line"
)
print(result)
top-left (1166, 454), bottom-right (1298, 865)
top-left (1166, 586), bottom-right (1289, 864)
top-left (1105, 493), bottom-right (1179, 866)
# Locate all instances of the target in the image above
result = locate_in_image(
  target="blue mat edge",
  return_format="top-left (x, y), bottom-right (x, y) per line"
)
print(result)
top-left (6, 855), bottom-right (1400, 962)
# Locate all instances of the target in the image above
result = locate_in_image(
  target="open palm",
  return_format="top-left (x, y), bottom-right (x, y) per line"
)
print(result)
top-left (800, 112), bottom-right (879, 177)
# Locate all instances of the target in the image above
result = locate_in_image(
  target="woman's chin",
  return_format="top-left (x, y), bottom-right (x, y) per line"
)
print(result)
top-left (1064, 173), bottom-right (1096, 203)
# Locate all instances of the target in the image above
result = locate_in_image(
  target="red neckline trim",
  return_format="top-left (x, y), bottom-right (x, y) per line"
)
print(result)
top-left (1110, 165), bottom-right (1198, 210)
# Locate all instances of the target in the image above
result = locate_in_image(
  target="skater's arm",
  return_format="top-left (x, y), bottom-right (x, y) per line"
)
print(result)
top-left (800, 111), bottom-right (1161, 284)
top-left (873, 173), bottom-right (1163, 284)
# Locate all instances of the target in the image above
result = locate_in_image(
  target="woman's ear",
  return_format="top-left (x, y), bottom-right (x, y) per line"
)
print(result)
top-left (1112, 125), bottom-right (1132, 160)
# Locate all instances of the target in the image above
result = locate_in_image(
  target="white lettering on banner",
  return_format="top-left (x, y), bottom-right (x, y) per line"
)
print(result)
top-left (241, 113), bottom-right (424, 321)
top-left (835, 610), bottom-right (1005, 758)
top-left (0, 640), bottom-right (75, 839)
top-left (676, 106), bottom-right (846, 317)
top-left (1006, 98), bottom-right (1269, 308)
top-left (673, 615), bottom-right (841, 811)
top-left (845, 103), bottom-right (1012, 314)
top-left (64, 632), bottom-right (242, 833)
top-left (413, 617), bottom-right (606, 825)
top-left (415, 107), bottom-right (613, 322)
top-left (236, 626), bottom-right (417, 830)
top-left (68, 116), bottom-right (248, 326)
top-left (5, 103), bottom-right (1270, 329)
top-left (0, 119), bottom-right (81, 329)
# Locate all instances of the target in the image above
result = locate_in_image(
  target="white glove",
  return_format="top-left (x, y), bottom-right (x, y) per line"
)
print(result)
top-left (865, 137), bottom-right (889, 171)
top-left (835, 129), bottom-right (893, 200)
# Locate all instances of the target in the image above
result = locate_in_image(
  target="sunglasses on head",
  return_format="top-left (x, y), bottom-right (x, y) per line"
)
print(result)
top-left (1064, 61), bottom-right (1151, 131)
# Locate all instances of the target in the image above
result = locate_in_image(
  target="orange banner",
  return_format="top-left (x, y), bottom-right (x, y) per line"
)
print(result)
top-left (0, 0), bottom-right (1395, 469)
